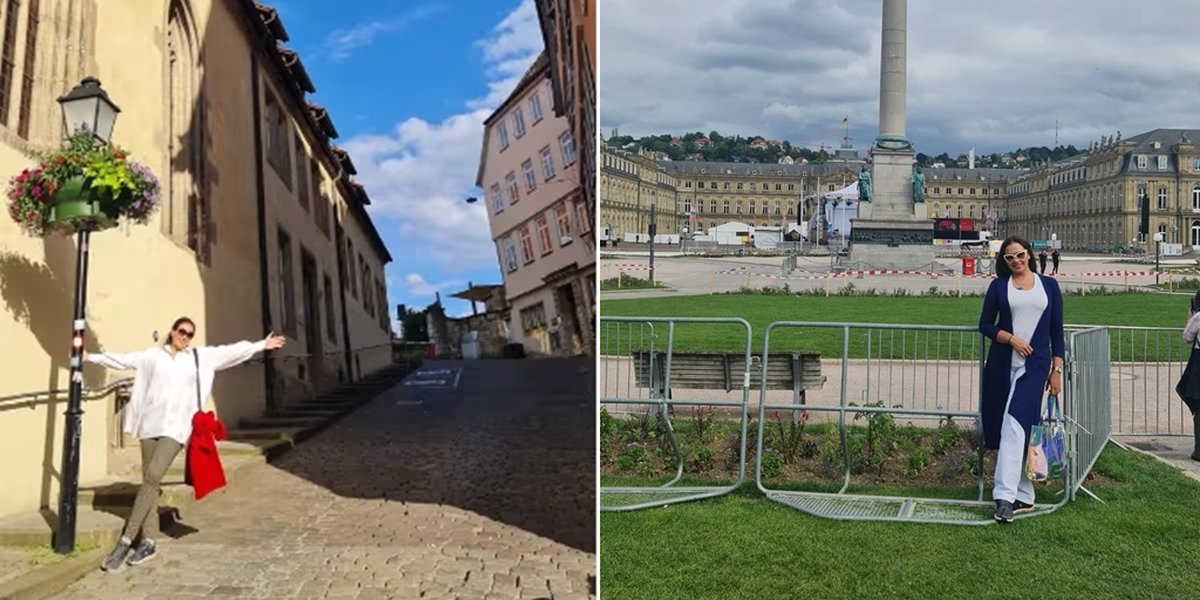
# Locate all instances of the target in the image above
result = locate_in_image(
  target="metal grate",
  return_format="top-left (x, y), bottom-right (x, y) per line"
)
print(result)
top-left (767, 491), bottom-right (1012, 525)
top-left (601, 487), bottom-right (730, 511)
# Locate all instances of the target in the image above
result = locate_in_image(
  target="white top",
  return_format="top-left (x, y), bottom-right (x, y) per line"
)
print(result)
top-left (1184, 313), bottom-right (1200, 348)
top-left (87, 341), bottom-right (267, 445)
top-left (1008, 275), bottom-right (1048, 369)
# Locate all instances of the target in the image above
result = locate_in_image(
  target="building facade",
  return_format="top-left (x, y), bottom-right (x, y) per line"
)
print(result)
top-left (536, 0), bottom-right (595, 232)
top-left (599, 145), bottom-right (680, 240)
top-left (477, 53), bottom-right (594, 357)
top-left (0, 0), bottom-right (392, 518)
top-left (1007, 129), bottom-right (1200, 250)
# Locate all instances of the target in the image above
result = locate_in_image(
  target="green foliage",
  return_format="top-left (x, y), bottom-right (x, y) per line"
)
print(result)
top-left (759, 449), bottom-right (783, 479)
top-left (905, 446), bottom-right (932, 476)
top-left (400, 309), bottom-right (429, 341)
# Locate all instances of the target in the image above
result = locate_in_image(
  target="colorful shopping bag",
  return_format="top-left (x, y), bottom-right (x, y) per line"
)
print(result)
top-left (1026, 423), bottom-right (1049, 482)
top-left (1042, 394), bottom-right (1067, 480)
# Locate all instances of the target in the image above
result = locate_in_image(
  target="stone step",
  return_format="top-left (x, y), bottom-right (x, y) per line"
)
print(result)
top-left (238, 416), bottom-right (329, 430)
top-left (225, 426), bottom-right (312, 442)
top-left (77, 453), bottom-right (265, 509)
top-left (283, 401), bottom-right (357, 412)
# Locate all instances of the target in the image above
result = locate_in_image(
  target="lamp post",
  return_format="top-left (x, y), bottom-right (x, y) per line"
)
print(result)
top-left (648, 203), bottom-right (657, 285)
top-left (54, 77), bottom-right (120, 555)
top-left (1154, 231), bottom-right (1164, 285)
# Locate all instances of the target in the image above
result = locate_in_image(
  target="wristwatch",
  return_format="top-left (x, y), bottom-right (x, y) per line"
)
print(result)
top-left (1053, 366), bottom-right (1064, 374)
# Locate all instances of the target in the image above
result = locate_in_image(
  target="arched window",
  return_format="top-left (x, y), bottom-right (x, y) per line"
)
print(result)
top-left (166, 0), bottom-right (208, 260)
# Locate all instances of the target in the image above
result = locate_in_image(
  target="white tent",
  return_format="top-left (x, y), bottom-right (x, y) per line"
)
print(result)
top-left (825, 181), bottom-right (859, 200)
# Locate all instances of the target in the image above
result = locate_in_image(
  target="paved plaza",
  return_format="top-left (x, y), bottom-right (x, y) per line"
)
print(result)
top-left (599, 251), bottom-right (1195, 298)
top-left (54, 358), bottom-right (596, 600)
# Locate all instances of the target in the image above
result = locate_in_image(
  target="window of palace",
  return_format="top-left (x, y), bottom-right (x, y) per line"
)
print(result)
top-left (1158, 156), bottom-right (1168, 170)
top-left (1159, 187), bottom-right (1168, 210)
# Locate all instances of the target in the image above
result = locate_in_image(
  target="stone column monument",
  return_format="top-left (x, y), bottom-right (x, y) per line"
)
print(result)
top-left (849, 0), bottom-right (936, 270)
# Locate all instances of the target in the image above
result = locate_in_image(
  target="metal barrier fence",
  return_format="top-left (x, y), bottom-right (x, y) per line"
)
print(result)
top-left (599, 316), bottom-right (753, 511)
top-left (750, 321), bottom-right (1111, 525)
top-left (1066, 327), bottom-right (1113, 502)
top-left (1071, 325), bottom-right (1194, 437)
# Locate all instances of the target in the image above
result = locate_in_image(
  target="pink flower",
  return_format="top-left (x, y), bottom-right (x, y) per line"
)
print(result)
top-left (31, 186), bottom-right (41, 199)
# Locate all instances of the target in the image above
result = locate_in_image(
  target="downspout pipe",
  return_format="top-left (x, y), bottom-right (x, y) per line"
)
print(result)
top-left (250, 50), bottom-right (279, 413)
top-left (335, 217), bottom-right (355, 382)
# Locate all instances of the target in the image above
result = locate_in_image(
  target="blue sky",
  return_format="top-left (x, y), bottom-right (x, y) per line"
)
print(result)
top-left (271, 0), bottom-right (543, 323)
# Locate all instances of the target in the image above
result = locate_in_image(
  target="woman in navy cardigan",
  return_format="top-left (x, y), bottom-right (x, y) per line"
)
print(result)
top-left (978, 236), bottom-right (1065, 523)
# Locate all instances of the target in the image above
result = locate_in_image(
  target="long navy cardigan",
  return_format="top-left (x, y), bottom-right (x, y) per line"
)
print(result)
top-left (977, 274), bottom-right (1066, 450)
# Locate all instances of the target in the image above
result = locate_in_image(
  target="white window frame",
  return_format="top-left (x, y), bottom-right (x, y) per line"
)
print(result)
top-left (530, 92), bottom-right (544, 123)
top-left (1158, 155), bottom-right (1168, 170)
top-left (560, 131), bottom-right (577, 165)
top-left (491, 183), bottom-right (504, 215)
top-left (522, 160), bottom-right (537, 192)
top-left (497, 122), bottom-right (510, 150)
top-left (513, 108), bottom-right (527, 138)
top-left (540, 146), bottom-right (556, 180)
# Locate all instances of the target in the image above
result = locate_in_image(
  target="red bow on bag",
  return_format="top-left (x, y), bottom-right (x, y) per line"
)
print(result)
top-left (185, 410), bottom-right (228, 500)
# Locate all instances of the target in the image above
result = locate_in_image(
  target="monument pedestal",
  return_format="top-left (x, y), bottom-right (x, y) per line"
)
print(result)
top-left (848, 219), bottom-right (935, 270)
top-left (849, 146), bottom-right (935, 271)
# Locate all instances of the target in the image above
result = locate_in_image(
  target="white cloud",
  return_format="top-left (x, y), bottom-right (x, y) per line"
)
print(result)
top-left (469, 0), bottom-right (545, 109)
top-left (324, 4), bottom-right (445, 61)
top-left (404, 272), bottom-right (467, 300)
top-left (345, 0), bottom-right (542, 275)
top-left (600, 0), bottom-right (1200, 155)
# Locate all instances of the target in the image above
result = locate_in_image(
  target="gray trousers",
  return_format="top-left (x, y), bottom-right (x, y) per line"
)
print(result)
top-left (122, 436), bottom-right (183, 541)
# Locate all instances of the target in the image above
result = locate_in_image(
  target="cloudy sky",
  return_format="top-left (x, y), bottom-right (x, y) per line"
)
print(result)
top-left (600, 0), bottom-right (1200, 156)
top-left (276, 0), bottom-right (542, 323)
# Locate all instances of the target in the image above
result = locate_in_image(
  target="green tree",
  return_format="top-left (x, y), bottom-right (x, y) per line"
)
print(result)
top-left (402, 309), bottom-right (429, 341)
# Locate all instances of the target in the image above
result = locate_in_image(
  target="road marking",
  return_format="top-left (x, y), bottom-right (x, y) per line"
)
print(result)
top-left (402, 367), bottom-right (463, 390)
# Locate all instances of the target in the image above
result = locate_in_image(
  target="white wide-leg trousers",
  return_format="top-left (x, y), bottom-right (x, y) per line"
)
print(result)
top-left (993, 365), bottom-right (1036, 504)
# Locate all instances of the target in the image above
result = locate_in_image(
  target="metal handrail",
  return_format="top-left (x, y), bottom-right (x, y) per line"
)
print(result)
top-left (0, 341), bottom-right (399, 408)
top-left (0, 377), bottom-right (133, 407)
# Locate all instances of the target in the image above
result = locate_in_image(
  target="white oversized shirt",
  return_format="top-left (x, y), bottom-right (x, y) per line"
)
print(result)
top-left (1007, 275), bottom-right (1048, 370)
top-left (87, 341), bottom-right (267, 445)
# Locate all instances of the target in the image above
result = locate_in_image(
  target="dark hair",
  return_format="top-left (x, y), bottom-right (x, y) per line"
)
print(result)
top-left (171, 317), bottom-right (195, 332)
top-left (1193, 290), bottom-right (1200, 313)
top-left (996, 236), bottom-right (1038, 277)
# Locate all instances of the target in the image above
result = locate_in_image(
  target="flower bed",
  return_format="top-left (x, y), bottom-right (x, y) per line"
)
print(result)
top-left (600, 405), bottom-right (998, 490)
top-left (6, 130), bottom-right (160, 235)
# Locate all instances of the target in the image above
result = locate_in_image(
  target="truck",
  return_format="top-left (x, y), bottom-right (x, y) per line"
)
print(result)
top-left (932, 218), bottom-right (992, 248)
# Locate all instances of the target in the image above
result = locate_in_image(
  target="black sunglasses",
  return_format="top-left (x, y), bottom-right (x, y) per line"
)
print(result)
top-left (175, 328), bottom-right (195, 339)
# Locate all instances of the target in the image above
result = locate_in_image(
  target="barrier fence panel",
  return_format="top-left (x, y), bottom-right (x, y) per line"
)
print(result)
top-left (599, 316), bottom-right (754, 512)
top-left (752, 321), bottom-right (1112, 525)
top-left (1067, 327), bottom-right (1113, 501)
top-left (1070, 325), bottom-right (1193, 438)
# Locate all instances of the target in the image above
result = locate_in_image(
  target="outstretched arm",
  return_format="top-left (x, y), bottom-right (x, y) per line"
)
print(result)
top-left (84, 350), bottom-right (145, 371)
top-left (206, 333), bottom-right (287, 371)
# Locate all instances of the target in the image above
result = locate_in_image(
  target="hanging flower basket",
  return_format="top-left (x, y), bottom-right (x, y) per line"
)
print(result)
top-left (6, 130), bottom-right (160, 236)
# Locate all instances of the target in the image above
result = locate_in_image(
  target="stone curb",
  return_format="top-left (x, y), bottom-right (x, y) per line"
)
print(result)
top-left (0, 547), bottom-right (105, 600)
top-left (0, 364), bottom-right (412, 600)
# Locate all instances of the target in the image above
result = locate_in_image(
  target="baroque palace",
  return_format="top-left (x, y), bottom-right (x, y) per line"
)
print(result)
top-left (601, 128), bottom-right (1200, 251)
top-left (0, 1), bottom-right (393, 517)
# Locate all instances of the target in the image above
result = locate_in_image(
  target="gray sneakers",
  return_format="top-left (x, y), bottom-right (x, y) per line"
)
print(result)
top-left (126, 539), bottom-right (157, 566)
top-left (993, 500), bottom-right (1014, 523)
top-left (101, 537), bottom-right (133, 572)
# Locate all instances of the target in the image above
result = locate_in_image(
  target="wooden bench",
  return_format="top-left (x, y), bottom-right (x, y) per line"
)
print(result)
top-left (631, 350), bottom-right (825, 405)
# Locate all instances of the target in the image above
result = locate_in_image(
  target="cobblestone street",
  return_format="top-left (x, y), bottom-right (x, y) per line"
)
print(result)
top-left (55, 358), bottom-right (596, 599)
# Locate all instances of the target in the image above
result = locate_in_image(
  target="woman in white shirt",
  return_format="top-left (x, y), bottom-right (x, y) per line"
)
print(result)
top-left (86, 317), bottom-right (286, 572)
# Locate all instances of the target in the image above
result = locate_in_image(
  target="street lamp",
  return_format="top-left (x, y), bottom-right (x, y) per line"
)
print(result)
top-left (1154, 231), bottom-right (1164, 285)
top-left (57, 77), bottom-right (120, 144)
top-left (56, 79), bottom-right (123, 547)
top-left (53, 78), bottom-right (121, 555)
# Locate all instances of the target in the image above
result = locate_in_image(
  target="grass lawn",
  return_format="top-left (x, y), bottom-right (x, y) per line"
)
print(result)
top-left (599, 292), bottom-right (1192, 360)
top-left (599, 444), bottom-right (1200, 599)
